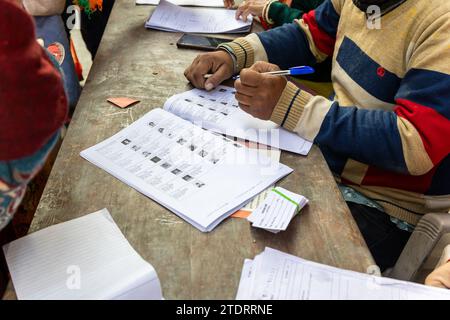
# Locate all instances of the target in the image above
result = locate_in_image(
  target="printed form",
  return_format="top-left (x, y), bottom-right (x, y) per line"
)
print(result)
top-left (81, 109), bottom-right (292, 232)
top-left (145, 0), bottom-right (253, 33)
top-left (164, 85), bottom-right (313, 155)
top-left (236, 248), bottom-right (450, 300)
top-left (247, 187), bottom-right (308, 233)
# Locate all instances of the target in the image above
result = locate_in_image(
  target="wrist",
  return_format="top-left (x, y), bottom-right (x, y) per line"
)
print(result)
top-left (262, 0), bottom-right (277, 25)
top-left (217, 38), bottom-right (254, 72)
top-left (217, 46), bottom-right (238, 75)
top-left (270, 81), bottom-right (312, 131)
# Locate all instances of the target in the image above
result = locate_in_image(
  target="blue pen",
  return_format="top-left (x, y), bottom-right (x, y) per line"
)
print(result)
top-left (203, 66), bottom-right (315, 80)
top-left (232, 65), bottom-right (315, 80)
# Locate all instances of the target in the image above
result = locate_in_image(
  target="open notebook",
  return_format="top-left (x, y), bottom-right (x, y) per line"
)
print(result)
top-left (3, 209), bottom-right (163, 300)
top-left (236, 247), bottom-right (450, 300)
top-left (81, 109), bottom-right (292, 232)
top-left (137, 0), bottom-right (224, 6)
top-left (145, 0), bottom-right (252, 33)
top-left (164, 86), bottom-right (313, 155)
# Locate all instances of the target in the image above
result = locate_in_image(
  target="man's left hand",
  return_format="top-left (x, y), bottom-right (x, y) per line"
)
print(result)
top-left (234, 61), bottom-right (287, 120)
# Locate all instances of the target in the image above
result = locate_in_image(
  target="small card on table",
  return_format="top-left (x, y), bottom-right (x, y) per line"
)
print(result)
top-left (247, 187), bottom-right (308, 233)
top-left (107, 97), bottom-right (140, 109)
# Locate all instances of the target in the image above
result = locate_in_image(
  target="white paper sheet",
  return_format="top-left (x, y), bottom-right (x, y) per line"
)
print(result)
top-left (233, 138), bottom-right (281, 164)
top-left (247, 187), bottom-right (308, 233)
top-left (2, 209), bottom-right (162, 300)
top-left (81, 109), bottom-right (292, 232)
top-left (145, 0), bottom-right (252, 33)
top-left (137, 0), bottom-right (224, 6)
top-left (235, 259), bottom-right (254, 300)
top-left (231, 140), bottom-right (280, 213)
top-left (241, 188), bottom-right (271, 212)
top-left (236, 247), bottom-right (450, 300)
top-left (164, 86), bottom-right (313, 155)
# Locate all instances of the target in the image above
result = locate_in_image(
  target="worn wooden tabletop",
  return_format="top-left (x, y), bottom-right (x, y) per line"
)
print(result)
top-left (4, 0), bottom-right (374, 300)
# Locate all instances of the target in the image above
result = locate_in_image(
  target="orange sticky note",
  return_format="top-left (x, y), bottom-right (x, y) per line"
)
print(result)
top-left (231, 209), bottom-right (252, 219)
top-left (107, 97), bottom-right (140, 109)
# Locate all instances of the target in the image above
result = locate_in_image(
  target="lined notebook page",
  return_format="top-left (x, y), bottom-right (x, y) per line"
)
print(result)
top-left (3, 209), bottom-right (162, 300)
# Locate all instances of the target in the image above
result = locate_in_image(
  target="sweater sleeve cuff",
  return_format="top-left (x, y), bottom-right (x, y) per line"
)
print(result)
top-left (263, 0), bottom-right (277, 25)
top-left (270, 81), bottom-right (313, 131)
top-left (218, 37), bottom-right (254, 72)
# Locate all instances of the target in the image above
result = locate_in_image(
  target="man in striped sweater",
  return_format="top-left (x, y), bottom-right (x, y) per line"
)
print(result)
top-left (185, 0), bottom-right (450, 270)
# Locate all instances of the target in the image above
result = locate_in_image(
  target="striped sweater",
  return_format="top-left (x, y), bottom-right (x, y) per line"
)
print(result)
top-left (219, 0), bottom-right (450, 225)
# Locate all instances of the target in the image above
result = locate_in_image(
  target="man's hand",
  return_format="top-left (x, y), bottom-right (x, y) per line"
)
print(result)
top-left (425, 262), bottom-right (450, 289)
top-left (184, 50), bottom-right (234, 91)
top-left (234, 61), bottom-right (287, 120)
top-left (224, 0), bottom-right (235, 8)
top-left (236, 0), bottom-right (268, 22)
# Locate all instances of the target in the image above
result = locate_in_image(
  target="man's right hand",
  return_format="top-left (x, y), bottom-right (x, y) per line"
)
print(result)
top-left (184, 50), bottom-right (234, 91)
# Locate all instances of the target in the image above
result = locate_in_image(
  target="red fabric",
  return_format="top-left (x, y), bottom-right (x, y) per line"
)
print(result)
top-left (359, 166), bottom-right (437, 194)
top-left (281, 0), bottom-right (293, 6)
top-left (0, 0), bottom-right (68, 160)
top-left (343, 98), bottom-right (450, 193)
top-left (302, 10), bottom-right (335, 56)
top-left (259, 16), bottom-right (271, 30)
top-left (395, 99), bottom-right (450, 166)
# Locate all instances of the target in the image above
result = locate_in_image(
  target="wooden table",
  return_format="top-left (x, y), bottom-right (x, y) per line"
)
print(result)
top-left (3, 0), bottom-right (374, 299)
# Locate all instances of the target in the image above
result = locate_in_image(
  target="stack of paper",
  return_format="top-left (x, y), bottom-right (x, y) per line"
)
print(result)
top-left (247, 187), bottom-right (308, 233)
top-left (137, 0), bottom-right (223, 6)
top-left (164, 85), bottom-right (313, 155)
top-left (145, 0), bottom-right (253, 33)
top-left (3, 209), bottom-right (162, 300)
top-left (81, 109), bottom-right (292, 232)
top-left (236, 247), bottom-right (450, 300)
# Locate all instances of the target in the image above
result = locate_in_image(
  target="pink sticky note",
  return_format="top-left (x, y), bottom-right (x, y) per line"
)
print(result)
top-left (107, 97), bottom-right (140, 109)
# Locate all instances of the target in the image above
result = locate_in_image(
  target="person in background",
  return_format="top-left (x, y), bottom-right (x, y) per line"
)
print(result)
top-left (0, 0), bottom-right (68, 295)
top-left (227, 0), bottom-right (332, 81)
top-left (225, 0), bottom-right (325, 28)
top-left (23, 0), bottom-right (81, 112)
top-left (70, 0), bottom-right (115, 59)
top-left (186, 0), bottom-right (450, 271)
